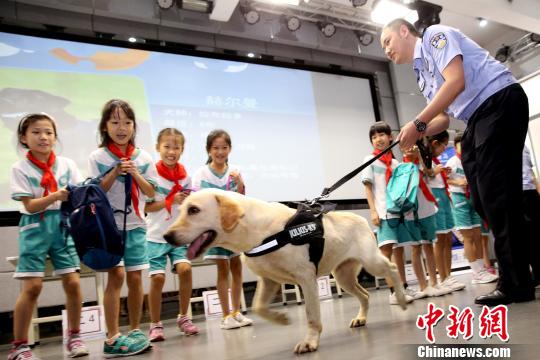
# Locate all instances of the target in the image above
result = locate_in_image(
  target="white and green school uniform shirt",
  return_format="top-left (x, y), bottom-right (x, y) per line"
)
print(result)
top-left (191, 164), bottom-right (242, 192)
top-left (10, 156), bottom-right (84, 277)
top-left (445, 155), bottom-right (466, 194)
top-left (192, 164), bottom-right (242, 259)
top-left (146, 175), bottom-right (192, 243)
top-left (11, 156), bottom-right (84, 214)
top-left (146, 173), bottom-right (192, 274)
top-left (361, 155), bottom-right (402, 247)
top-left (88, 147), bottom-right (158, 230)
top-left (446, 155), bottom-right (481, 229)
top-left (360, 155), bottom-right (400, 222)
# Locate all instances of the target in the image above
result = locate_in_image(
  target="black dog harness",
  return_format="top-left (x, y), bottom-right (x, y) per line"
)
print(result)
top-left (244, 141), bottom-right (410, 271)
top-left (244, 202), bottom-right (335, 271)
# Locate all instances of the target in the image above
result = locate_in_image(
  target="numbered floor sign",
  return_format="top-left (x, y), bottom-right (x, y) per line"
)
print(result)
top-left (62, 305), bottom-right (106, 343)
top-left (318, 276), bottom-right (332, 299)
top-left (202, 290), bottom-right (234, 319)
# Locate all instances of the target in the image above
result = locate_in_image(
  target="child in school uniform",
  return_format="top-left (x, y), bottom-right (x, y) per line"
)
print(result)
top-left (191, 129), bottom-right (253, 329)
top-left (394, 146), bottom-right (453, 298)
top-left (425, 131), bottom-right (466, 291)
top-left (9, 113), bottom-right (89, 360)
top-left (88, 100), bottom-right (157, 357)
top-left (145, 128), bottom-right (200, 341)
top-left (361, 121), bottom-right (415, 305)
top-left (446, 133), bottom-right (498, 285)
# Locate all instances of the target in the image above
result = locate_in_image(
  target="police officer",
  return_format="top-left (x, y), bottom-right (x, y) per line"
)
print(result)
top-left (380, 19), bottom-right (535, 305)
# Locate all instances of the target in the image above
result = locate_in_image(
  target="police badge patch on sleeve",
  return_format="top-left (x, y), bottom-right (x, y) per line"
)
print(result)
top-left (430, 32), bottom-right (447, 49)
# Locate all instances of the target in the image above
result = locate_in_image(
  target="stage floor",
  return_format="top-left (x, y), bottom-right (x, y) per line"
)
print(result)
top-left (2, 273), bottom-right (539, 360)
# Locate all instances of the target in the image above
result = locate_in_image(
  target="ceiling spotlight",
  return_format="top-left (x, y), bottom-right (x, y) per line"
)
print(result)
top-left (478, 17), bottom-right (488, 27)
top-left (317, 21), bottom-right (336, 38)
top-left (495, 45), bottom-right (510, 63)
top-left (285, 16), bottom-right (301, 32)
top-left (351, 0), bottom-right (368, 7)
top-left (247, 52), bottom-right (255, 58)
top-left (128, 37), bottom-right (137, 43)
top-left (240, 5), bottom-right (260, 25)
top-left (355, 31), bottom-right (374, 46)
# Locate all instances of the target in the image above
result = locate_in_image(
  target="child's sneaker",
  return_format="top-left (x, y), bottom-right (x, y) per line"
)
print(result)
top-left (66, 333), bottom-right (89, 358)
top-left (403, 287), bottom-right (421, 303)
top-left (434, 283), bottom-right (454, 295)
top-left (177, 315), bottom-right (200, 335)
top-left (442, 276), bottom-right (466, 291)
top-left (148, 323), bottom-right (165, 342)
top-left (485, 266), bottom-right (497, 275)
top-left (220, 315), bottom-right (243, 330)
top-left (471, 269), bottom-right (498, 284)
top-left (232, 311), bottom-right (253, 327)
top-left (103, 334), bottom-right (148, 358)
top-left (8, 344), bottom-right (41, 360)
top-left (126, 329), bottom-right (151, 352)
top-left (419, 285), bottom-right (445, 297)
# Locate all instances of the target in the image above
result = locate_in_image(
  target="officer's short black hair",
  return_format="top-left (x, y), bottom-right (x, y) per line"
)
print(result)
top-left (385, 18), bottom-right (421, 38)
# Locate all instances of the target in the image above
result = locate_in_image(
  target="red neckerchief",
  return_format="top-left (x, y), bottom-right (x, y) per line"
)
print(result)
top-left (156, 161), bottom-right (187, 216)
top-left (373, 149), bottom-right (393, 184)
top-left (403, 156), bottom-right (437, 204)
top-left (27, 151), bottom-right (58, 197)
top-left (106, 142), bottom-right (141, 218)
top-left (432, 157), bottom-right (452, 202)
top-left (456, 153), bottom-right (470, 199)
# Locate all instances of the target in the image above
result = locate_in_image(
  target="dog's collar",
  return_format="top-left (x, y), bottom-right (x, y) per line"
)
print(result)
top-left (245, 204), bottom-right (326, 271)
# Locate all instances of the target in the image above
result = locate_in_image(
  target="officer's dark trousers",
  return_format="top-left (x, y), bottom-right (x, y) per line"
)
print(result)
top-left (461, 83), bottom-right (534, 299)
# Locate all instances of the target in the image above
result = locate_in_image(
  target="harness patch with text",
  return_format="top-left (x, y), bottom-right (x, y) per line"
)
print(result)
top-left (245, 202), bottom-right (331, 272)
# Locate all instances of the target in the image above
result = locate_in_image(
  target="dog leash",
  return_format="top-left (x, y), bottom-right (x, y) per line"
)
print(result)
top-left (310, 140), bottom-right (401, 203)
top-left (312, 138), bottom-right (435, 204)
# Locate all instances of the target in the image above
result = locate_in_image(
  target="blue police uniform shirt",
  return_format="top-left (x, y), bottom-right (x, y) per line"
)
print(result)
top-left (413, 24), bottom-right (516, 122)
top-left (523, 147), bottom-right (537, 191)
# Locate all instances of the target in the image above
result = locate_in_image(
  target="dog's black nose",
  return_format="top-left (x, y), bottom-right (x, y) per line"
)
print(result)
top-left (163, 232), bottom-right (174, 244)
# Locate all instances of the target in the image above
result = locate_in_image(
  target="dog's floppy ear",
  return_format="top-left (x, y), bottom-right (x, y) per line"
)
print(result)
top-left (215, 194), bottom-right (245, 233)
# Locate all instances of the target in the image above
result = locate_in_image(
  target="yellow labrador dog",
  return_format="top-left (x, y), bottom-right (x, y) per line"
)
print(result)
top-left (164, 189), bottom-right (407, 354)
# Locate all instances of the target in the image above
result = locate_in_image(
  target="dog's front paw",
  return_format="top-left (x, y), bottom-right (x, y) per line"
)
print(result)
top-left (349, 317), bottom-right (367, 327)
top-left (293, 339), bottom-right (319, 354)
top-left (269, 311), bottom-right (290, 325)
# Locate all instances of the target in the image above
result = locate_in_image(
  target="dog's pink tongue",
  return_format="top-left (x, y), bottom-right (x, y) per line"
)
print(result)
top-left (187, 233), bottom-right (209, 260)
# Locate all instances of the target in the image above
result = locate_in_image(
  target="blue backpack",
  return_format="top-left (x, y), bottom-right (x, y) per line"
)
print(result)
top-left (61, 167), bottom-right (131, 271)
top-left (386, 163), bottom-right (419, 216)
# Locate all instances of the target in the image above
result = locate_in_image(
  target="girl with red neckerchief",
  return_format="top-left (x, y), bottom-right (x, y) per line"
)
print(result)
top-left (425, 131), bottom-right (466, 293)
top-left (145, 128), bottom-right (200, 341)
top-left (9, 113), bottom-right (88, 360)
top-left (88, 100), bottom-right (157, 357)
